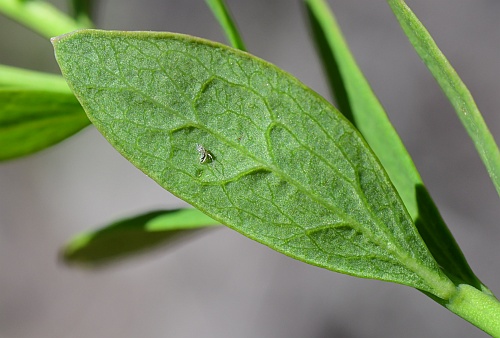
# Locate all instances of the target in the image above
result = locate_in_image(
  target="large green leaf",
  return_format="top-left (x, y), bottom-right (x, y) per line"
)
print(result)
top-left (53, 29), bottom-right (456, 299)
top-left (0, 88), bottom-right (89, 160)
top-left (63, 209), bottom-right (220, 266)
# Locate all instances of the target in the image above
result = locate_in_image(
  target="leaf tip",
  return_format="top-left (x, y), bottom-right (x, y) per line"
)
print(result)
top-left (51, 29), bottom-right (88, 47)
top-left (50, 33), bottom-right (67, 47)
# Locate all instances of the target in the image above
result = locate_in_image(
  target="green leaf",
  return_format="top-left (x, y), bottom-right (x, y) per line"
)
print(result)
top-left (304, 0), bottom-right (482, 290)
top-left (387, 0), bottom-right (500, 200)
top-left (63, 209), bottom-right (220, 266)
top-left (0, 88), bottom-right (90, 160)
top-left (206, 0), bottom-right (246, 51)
top-left (0, 64), bottom-right (73, 93)
top-left (53, 29), bottom-right (456, 299)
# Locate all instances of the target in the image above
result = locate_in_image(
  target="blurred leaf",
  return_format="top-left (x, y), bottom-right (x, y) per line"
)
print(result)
top-left (206, 0), bottom-right (246, 51)
top-left (388, 0), bottom-right (500, 200)
top-left (53, 29), bottom-right (456, 299)
top-left (304, 0), bottom-right (482, 289)
top-left (68, 0), bottom-right (94, 28)
top-left (63, 209), bottom-right (221, 266)
top-left (0, 64), bottom-right (72, 92)
top-left (0, 88), bottom-right (89, 161)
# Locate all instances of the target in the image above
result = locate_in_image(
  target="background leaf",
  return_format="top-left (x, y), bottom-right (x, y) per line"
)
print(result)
top-left (63, 209), bottom-right (220, 266)
top-left (304, 0), bottom-right (482, 289)
top-left (69, 0), bottom-right (95, 28)
top-left (205, 0), bottom-right (246, 51)
top-left (0, 64), bottom-right (73, 92)
top-left (53, 29), bottom-right (456, 299)
top-left (388, 0), bottom-right (500, 201)
top-left (0, 88), bottom-right (89, 161)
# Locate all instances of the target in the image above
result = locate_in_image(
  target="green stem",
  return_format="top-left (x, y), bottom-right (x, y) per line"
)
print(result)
top-left (0, 0), bottom-right (82, 38)
top-left (446, 284), bottom-right (500, 336)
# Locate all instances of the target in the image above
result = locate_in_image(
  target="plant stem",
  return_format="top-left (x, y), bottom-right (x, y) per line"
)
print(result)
top-left (0, 0), bottom-right (82, 38)
top-left (446, 284), bottom-right (500, 336)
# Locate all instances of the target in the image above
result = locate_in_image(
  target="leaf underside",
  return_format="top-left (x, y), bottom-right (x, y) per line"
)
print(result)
top-left (53, 29), bottom-right (453, 298)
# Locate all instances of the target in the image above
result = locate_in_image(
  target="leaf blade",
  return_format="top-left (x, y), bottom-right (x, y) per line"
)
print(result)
top-left (0, 88), bottom-right (90, 160)
top-left (53, 29), bottom-right (455, 299)
top-left (62, 209), bottom-right (219, 267)
top-left (63, 209), bottom-right (220, 266)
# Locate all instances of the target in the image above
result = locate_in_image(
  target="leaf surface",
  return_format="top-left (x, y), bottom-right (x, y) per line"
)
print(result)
top-left (63, 209), bottom-right (220, 266)
top-left (0, 88), bottom-right (89, 160)
top-left (53, 29), bottom-right (455, 298)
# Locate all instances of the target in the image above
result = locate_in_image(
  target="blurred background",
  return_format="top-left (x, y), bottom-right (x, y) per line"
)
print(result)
top-left (1, 0), bottom-right (499, 337)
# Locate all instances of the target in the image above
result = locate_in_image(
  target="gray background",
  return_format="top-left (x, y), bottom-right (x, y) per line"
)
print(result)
top-left (1, 0), bottom-right (499, 337)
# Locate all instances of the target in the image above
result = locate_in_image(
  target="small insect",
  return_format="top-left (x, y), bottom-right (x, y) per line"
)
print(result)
top-left (196, 144), bottom-right (213, 164)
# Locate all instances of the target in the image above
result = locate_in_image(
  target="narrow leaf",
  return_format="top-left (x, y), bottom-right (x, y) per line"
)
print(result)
top-left (205, 0), bottom-right (246, 51)
top-left (387, 0), bottom-right (500, 199)
top-left (63, 209), bottom-right (220, 266)
top-left (0, 88), bottom-right (89, 160)
top-left (0, 64), bottom-right (73, 93)
top-left (53, 29), bottom-right (456, 299)
top-left (304, 0), bottom-right (482, 289)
